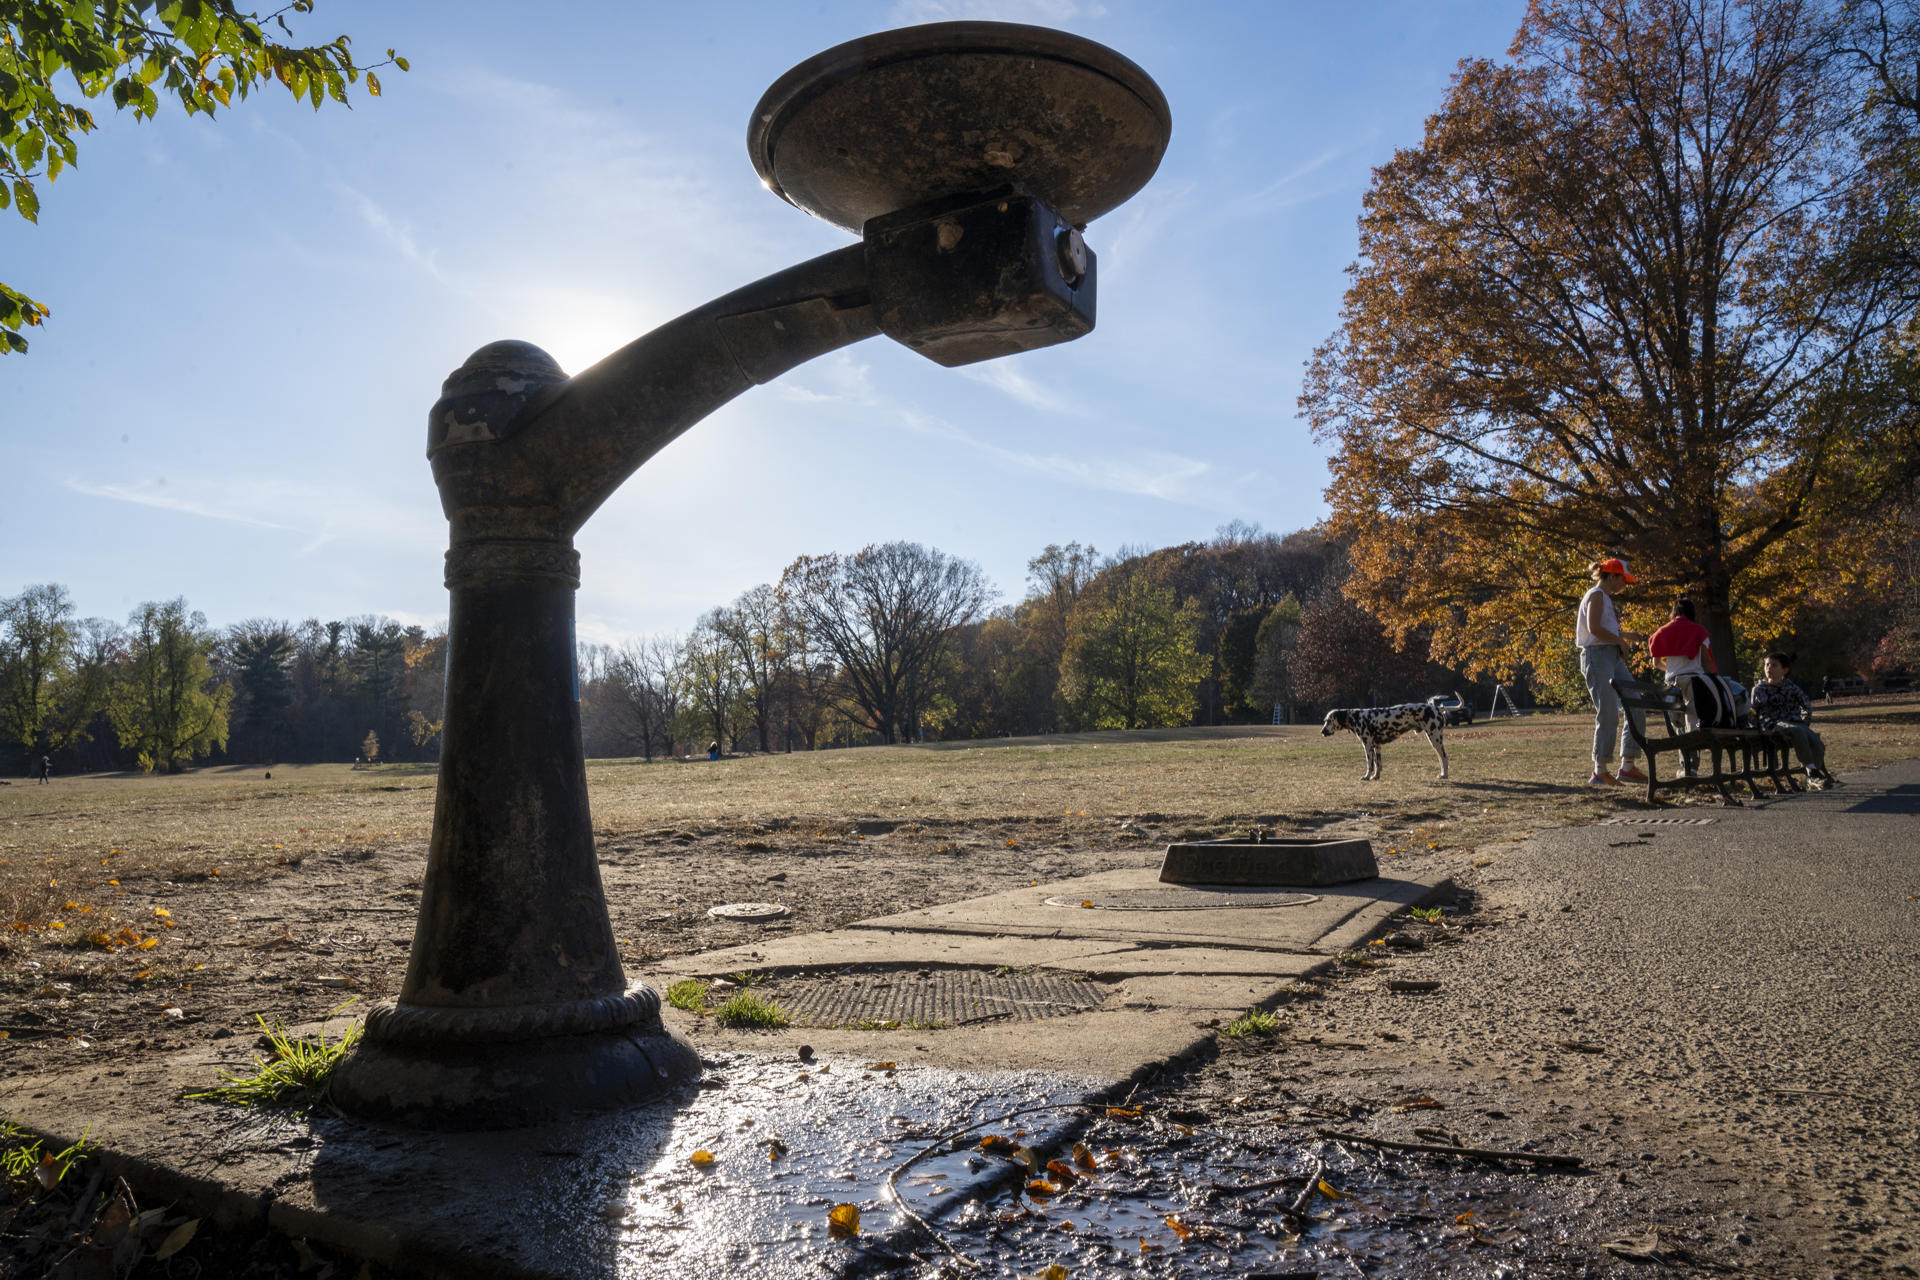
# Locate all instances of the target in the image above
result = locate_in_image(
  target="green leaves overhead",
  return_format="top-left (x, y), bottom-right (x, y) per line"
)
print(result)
top-left (0, 1), bottom-right (407, 353)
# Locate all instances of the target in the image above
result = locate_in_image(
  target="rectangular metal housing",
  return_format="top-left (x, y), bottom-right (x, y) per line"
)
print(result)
top-left (864, 187), bottom-right (1095, 367)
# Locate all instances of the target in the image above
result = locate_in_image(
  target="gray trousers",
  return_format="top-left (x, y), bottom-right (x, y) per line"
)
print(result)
top-left (1580, 644), bottom-right (1644, 768)
top-left (1774, 723), bottom-right (1827, 774)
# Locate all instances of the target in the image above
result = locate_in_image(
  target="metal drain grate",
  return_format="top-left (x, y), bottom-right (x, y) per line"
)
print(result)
top-left (1045, 888), bottom-right (1319, 911)
top-left (1601, 817), bottom-right (1717, 825)
top-left (758, 967), bottom-right (1107, 1029)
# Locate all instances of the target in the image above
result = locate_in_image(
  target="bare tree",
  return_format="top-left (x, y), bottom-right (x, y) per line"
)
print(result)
top-left (709, 584), bottom-right (788, 754)
top-left (602, 635), bottom-right (685, 760)
top-left (681, 617), bottom-right (746, 753)
top-left (781, 542), bottom-right (992, 743)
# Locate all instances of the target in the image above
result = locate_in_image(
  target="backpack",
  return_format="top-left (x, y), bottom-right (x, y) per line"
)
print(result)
top-left (1678, 674), bottom-right (1749, 729)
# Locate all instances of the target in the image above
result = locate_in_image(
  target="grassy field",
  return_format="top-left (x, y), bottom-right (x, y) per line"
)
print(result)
top-left (0, 695), bottom-right (1915, 1077)
top-left (5, 698), bottom-right (1917, 927)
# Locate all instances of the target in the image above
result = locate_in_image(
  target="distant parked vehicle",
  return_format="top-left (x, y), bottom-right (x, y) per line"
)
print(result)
top-left (1880, 673), bottom-right (1914, 694)
top-left (1427, 692), bottom-right (1473, 726)
top-left (1823, 675), bottom-right (1869, 701)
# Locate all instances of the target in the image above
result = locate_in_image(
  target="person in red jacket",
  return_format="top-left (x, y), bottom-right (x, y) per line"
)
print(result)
top-left (1647, 598), bottom-right (1717, 777)
top-left (1647, 598), bottom-right (1716, 679)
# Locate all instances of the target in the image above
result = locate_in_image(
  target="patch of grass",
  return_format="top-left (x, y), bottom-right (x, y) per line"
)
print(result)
top-left (1223, 1008), bottom-right (1283, 1039)
top-left (666, 978), bottom-right (710, 1012)
top-left (1407, 906), bottom-right (1443, 924)
top-left (184, 1009), bottom-right (360, 1110)
top-left (1, 1121), bottom-right (95, 1194)
top-left (850, 1018), bottom-right (901, 1030)
top-left (726, 970), bottom-right (769, 986)
top-left (712, 990), bottom-right (790, 1029)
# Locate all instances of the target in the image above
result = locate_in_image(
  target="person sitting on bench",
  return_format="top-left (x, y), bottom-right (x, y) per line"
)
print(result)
top-left (1647, 598), bottom-right (1717, 775)
top-left (1753, 652), bottom-right (1839, 790)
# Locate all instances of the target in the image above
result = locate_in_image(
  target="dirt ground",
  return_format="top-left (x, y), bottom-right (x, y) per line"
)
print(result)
top-left (3, 701), bottom-right (1917, 1275)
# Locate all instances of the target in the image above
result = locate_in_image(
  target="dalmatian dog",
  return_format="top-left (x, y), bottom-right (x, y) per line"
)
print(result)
top-left (1321, 703), bottom-right (1450, 781)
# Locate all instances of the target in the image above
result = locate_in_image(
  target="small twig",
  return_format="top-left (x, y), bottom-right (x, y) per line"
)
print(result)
top-left (1205, 1171), bottom-right (1294, 1199)
top-left (1279, 1155), bottom-right (1326, 1229)
top-left (64, 1164), bottom-right (107, 1239)
top-left (883, 1101), bottom-right (1094, 1272)
top-left (1317, 1128), bottom-right (1582, 1168)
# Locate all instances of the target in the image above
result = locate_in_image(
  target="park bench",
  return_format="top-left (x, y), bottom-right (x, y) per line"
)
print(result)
top-left (1610, 677), bottom-right (1804, 806)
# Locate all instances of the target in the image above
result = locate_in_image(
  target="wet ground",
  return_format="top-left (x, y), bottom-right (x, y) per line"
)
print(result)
top-left (436, 1038), bottom-right (1657, 1280)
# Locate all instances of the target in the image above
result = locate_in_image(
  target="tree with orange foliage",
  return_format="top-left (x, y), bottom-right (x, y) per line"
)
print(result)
top-left (1302, 0), bottom-right (1912, 680)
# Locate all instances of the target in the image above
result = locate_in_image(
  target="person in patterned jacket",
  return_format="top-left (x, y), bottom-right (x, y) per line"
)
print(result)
top-left (1752, 653), bottom-right (1839, 789)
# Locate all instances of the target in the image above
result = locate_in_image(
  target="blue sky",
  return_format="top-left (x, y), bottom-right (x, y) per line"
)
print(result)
top-left (1, 0), bottom-right (1528, 644)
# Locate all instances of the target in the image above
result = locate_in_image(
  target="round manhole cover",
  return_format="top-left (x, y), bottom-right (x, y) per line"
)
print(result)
top-left (1045, 888), bottom-right (1319, 911)
top-left (707, 902), bottom-right (790, 922)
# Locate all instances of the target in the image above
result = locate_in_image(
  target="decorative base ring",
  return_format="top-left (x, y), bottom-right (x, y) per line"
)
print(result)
top-left (444, 538), bottom-right (581, 590)
top-left (364, 987), bottom-right (660, 1047)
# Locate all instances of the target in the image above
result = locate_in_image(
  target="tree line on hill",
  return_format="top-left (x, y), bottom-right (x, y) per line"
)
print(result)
top-left (0, 524), bottom-right (1477, 775)
top-left (574, 524), bottom-right (1485, 760)
top-left (8, 512), bottom-right (1911, 777)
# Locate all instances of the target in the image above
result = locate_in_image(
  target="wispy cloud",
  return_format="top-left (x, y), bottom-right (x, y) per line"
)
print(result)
top-left (1095, 177), bottom-right (1194, 268)
top-left (900, 411), bottom-right (1215, 503)
top-left (337, 182), bottom-right (448, 284)
top-left (66, 479), bottom-right (295, 531)
top-left (65, 476), bottom-right (443, 555)
top-left (1224, 144), bottom-right (1363, 220)
top-left (958, 362), bottom-right (1082, 414)
top-left (769, 353), bottom-right (879, 406)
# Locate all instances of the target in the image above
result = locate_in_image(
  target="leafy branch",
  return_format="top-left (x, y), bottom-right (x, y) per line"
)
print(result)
top-left (1, 0), bottom-right (406, 351)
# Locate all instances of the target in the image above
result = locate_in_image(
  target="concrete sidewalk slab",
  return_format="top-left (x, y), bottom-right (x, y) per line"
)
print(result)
top-left (834, 865), bottom-right (1442, 952)
top-left (0, 858), bottom-right (1453, 1277)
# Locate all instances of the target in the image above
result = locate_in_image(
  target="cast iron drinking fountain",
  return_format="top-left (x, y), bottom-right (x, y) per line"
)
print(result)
top-left (330, 22), bottom-right (1172, 1128)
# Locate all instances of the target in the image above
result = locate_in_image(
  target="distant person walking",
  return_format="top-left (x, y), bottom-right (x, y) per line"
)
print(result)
top-left (1576, 558), bottom-right (1648, 786)
top-left (38, 755), bottom-right (51, 784)
top-left (1753, 652), bottom-right (1838, 789)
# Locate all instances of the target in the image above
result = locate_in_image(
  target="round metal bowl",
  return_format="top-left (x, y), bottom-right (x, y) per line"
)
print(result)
top-left (749, 21), bottom-right (1172, 234)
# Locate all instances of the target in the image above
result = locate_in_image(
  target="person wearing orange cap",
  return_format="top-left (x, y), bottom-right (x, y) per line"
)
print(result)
top-left (1575, 558), bottom-right (1648, 785)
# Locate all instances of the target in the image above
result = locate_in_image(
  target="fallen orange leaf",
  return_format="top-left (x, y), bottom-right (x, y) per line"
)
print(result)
top-left (1072, 1142), bottom-right (1096, 1170)
top-left (1165, 1216), bottom-right (1192, 1242)
top-left (827, 1203), bottom-right (860, 1238)
top-left (689, 1149), bottom-right (716, 1166)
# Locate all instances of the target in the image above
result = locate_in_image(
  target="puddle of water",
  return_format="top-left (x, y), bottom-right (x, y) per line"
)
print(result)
top-left (886, 1108), bottom-right (1631, 1279)
top-left (317, 1054), bottom-right (1634, 1279)
top-left (593, 1052), bottom-right (1095, 1278)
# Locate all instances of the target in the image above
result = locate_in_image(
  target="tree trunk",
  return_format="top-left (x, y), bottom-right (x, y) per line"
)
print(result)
top-left (1699, 554), bottom-right (1743, 686)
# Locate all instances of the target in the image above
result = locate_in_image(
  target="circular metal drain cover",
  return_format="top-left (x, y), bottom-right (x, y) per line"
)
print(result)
top-left (708, 901), bottom-right (790, 921)
top-left (760, 967), bottom-right (1107, 1028)
top-left (1045, 887), bottom-right (1319, 911)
